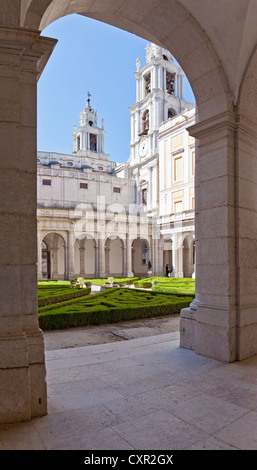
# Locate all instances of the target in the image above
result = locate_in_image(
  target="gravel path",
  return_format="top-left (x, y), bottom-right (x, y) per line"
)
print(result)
top-left (43, 314), bottom-right (180, 350)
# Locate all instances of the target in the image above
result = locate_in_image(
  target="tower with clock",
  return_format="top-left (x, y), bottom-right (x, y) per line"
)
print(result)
top-left (128, 43), bottom-right (192, 215)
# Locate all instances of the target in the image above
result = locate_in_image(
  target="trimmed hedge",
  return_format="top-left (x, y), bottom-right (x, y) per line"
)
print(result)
top-left (134, 277), bottom-right (195, 295)
top-left (133, 280), bottom-right (152, 288)
top-left (38, 287), bottom-right (194, 330)
top-left (38, 287), bottom-right (91, 307)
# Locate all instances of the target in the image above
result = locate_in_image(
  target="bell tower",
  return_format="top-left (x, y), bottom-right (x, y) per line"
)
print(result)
top-left (73, 92), bottom-right (109, 161)
top-left (129, 43), bottom-right (192, 165)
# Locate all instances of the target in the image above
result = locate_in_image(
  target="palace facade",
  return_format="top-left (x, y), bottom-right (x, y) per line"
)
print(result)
top-left (37, 43), bottom-right (195, 280)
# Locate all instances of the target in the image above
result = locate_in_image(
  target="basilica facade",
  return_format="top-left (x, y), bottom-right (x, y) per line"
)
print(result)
top-left (37, 43), bottom-right (195, 280)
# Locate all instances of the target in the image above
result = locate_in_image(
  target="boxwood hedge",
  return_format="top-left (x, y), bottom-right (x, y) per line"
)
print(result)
top-left (38, 286), bottom-right (91, 307)
top-left (38, 287), bottom-right (194, 330)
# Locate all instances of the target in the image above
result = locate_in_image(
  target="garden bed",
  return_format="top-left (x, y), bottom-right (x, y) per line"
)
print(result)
top-left (134, 277), bottom-right (195, 295)
top-left (38, 285), bottom-right (91, 307)
top-left (38, 287), bottom-right (194, 330)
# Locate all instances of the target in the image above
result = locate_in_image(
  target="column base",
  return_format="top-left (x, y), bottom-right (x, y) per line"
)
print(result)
top-left (99, 273), bottom-right (107, 278)
top-left (180, 303), bottom-right (237, 362)
top-left (125, 272), bottom-right (134, 278)
top-left (0, 331), bottom-right (47, 424)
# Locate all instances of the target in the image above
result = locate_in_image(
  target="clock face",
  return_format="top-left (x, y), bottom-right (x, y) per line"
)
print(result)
top-left (139, 139), bottom-right (148, 156)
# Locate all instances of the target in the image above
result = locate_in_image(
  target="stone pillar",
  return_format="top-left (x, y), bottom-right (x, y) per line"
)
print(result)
top-left (67, 231), bottom-right (75, 279)
top-left (126, 238), bottom-right (134, 277)
top-left (52, 248), bottom-right (58, 279)
top-left (79, 246), bottom-right (85, 276)
top-left (180, 112), bottom-right (240, 362)
top-left (98, 238), bottom-right (106, 278)
top-left (37, 232), bottom-right (42, 280)
top-left (0, 26), bottom-right (57, 423)
top-left (172, 233), bottom-right (183, 277)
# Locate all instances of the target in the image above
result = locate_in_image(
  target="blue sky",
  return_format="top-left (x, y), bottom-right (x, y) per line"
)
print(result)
top-left (38, 14), bottom-right (195, 164)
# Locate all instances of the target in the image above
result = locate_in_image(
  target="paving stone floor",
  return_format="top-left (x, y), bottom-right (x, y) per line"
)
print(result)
top-left (1, 331), bottom-right (257, 450)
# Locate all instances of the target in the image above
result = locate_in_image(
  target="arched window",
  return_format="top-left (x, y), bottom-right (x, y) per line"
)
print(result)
top-left (142, 188), bottom-right (147, 205)
top-left (166, 72), bottom-right (175, 94)
top-left (145, 73), bottom-right (151, 94)
top-left (142, 110), bottom-right (149, 134)
top-left (90, 134), bottom-right (97, 151)
top-left (168, 108), bottom-right (176, 119)
top-left (77, 135), bottom-right (81, 151)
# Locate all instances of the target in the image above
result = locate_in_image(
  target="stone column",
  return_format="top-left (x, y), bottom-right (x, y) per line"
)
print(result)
top-left (0, 26), bottom-right (57, 423)
top-left (37, 232), bottom-right (42, 280)
top-left (126, 238), bottom-right (134, 277)
top-left (67, 231), bottom-right (75, 279)
top-left (172, 233), bottom-right (183, 277)
top-left (79, 246), bottom-right (85, 276)
top-left (52, 248), bottom-right (58, 279)
top-left (180, 112), bottom-right (239, 362)
top-left (98, 238), bottom-right (106, 278)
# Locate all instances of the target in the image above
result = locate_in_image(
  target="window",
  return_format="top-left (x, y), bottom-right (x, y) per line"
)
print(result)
top-left (142, 110), bottom-right (149, 134)
top-left (90, 133), bottom-right (97, 151)
top-left (174, 200), bottom-right (183, 213)
top-left (174, 156), bottom-right (183, 182)
top-left (113, 187), bottom-right (121, 193)
top-left (168, 108), bottom-right (176, 119)
top-left (42, 179), bottom-right (51, 186)
top-left (77, 135), bottom-right (81, 151)
top-left (166, 72), bottom-right (175, 94)
top-left (142, 188), bottom-right (147, 205)
top-left (145, 73), bottom-right (151, 94)
top-left (80, 182), bottom-right (88, 189)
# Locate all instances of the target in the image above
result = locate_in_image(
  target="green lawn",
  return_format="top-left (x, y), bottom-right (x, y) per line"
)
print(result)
top-left (38, 286), bottom-right (194, 330)
top-left (134, 277), bottom-right (195, 295)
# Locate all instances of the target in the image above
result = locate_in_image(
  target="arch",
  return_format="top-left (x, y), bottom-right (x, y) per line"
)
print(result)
top-left (141, 109), bottom-right (149, 135)
top-left (168, 108), bottom-right (176, 119)
top-left (105, 236), bottom-right (124, 276)
top-left (41, 232), bottom-right (66, 279)
top-left (163, 237), bottom-right (173, 276)
top-left (74, 234), bottom-right (96, 278)
top-left (182, 233), bottom-right (195, 278)
top-left (21, 0), bottom-right (233, 122)
top-left (132, 237), bottom-right (150, 276)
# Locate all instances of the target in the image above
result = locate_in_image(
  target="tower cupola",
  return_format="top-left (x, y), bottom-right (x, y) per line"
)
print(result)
top-left (73, 93), bottom-right (108, 160)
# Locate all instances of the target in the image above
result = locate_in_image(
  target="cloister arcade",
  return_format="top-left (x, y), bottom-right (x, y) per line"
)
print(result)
top-left (38, 230), bottom-right (194, 280)
top-left (2, 0), bottom-right (257, 423)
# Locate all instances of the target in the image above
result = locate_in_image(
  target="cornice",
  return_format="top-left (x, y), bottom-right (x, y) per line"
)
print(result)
top-left (186, 111), bottom-right (237, 140)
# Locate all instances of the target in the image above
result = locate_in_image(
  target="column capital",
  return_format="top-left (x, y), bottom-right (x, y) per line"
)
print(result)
top-left (187, 111), bottom-right (237, 140)
top-left (0, 25), bottom-right (57, 80)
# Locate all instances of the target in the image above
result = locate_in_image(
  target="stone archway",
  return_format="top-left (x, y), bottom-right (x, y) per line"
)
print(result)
top-left (105, 236), bottom-right (124, 277)
top-left (182, 234), bottom-right (195, 278)
top-left (74, 234), bottom-right (96, 278)
top-left (41, 232), bottom-right (66, 280)
top-left (3, 0), bottom-right (257, 424)
top-left (132, 238), bottom-right (150, 276)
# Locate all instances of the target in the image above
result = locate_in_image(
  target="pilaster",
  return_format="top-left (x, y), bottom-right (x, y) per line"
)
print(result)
top-left (0, 26), bottom-right (57, 423)
top-left (180, 111), bottom-right (242, 362)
